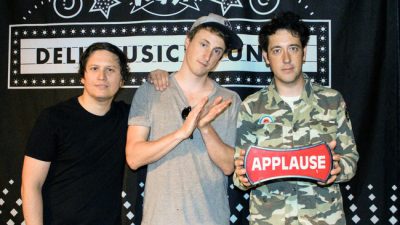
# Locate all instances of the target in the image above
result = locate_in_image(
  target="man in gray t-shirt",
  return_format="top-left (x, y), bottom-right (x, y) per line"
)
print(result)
top-left (126, 13), bottom-right (243, 225)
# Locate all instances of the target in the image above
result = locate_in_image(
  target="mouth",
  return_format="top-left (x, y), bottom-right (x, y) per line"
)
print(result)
top-left (197, 60), bottom-right (208, 67)
top-left (282, 66), bottom-right (294, 72)
top-left (95, 84), bottom-right (109, 88)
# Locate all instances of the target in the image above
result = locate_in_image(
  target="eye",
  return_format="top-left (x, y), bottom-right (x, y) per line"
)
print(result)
top-left (89, 66), bottom-right (98, 72)
top-left (289, 46), bottom-right (300, 53)
top-left (213, 48), bottom-right (223, 55)
top-left (271, 48), bottom-right (281, 55)
top-left (200, 42), bottom-right (207, 48)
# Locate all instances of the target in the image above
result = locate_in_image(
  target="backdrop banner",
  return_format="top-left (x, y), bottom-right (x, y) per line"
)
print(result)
top-left (0, 0), bottom-right (399, 224)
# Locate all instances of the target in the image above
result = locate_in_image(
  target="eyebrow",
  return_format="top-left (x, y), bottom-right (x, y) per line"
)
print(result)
top-left (87, 63), bottom-right (118, 67)
top-left (270, 43), bottom-right (302, 50)
top-left (200, 38), bottom-right (225, 51)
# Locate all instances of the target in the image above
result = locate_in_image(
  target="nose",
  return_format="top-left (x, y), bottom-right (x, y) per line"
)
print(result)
top-left (203, 48), bottom-right (213, 63)
top-left (283, 50), bottom-right (291, 64)
top-left (97, 69), bottom-right (107, 80)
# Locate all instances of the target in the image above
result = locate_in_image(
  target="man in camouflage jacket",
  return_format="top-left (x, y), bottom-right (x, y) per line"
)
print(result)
top-left (233, 12), bottom-right (359, 225)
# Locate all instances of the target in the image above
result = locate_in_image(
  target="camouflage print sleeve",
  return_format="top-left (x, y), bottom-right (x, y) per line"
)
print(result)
top-left (335, 94), bottom-right (359, 182)
top-left (233, 101), bottom-right (257, 190)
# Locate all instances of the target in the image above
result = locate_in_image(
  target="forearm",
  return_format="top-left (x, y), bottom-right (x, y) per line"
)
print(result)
top-left (21, 186), bottom-right (44, 225)
top-left (335, 97), bottom-right (359, 182)
top-left (126, 129), bottom-right (186, 170)
top-left (200, 125), bottom-right (234, 175)
top-left (336, 140), bottom-right (358, 182)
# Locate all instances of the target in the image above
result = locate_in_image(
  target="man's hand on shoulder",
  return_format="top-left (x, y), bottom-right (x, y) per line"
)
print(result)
top-left (148, 69), bottom-right (169, 91)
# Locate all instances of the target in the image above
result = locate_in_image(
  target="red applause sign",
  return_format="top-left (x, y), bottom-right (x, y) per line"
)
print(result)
top-left (244, 142), bottom-right (333, 185)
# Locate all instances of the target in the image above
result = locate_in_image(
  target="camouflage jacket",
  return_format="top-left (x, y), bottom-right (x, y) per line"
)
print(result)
top-left (233, 74), bottom-right (358, 225)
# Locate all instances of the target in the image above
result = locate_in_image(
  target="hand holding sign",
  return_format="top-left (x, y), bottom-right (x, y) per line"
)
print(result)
top-left (234, 149), bottom-right (251, 187)
top-left (244, 142), bottom-right (334, 185)
top-left (318, 140), bottom-right (341, 186)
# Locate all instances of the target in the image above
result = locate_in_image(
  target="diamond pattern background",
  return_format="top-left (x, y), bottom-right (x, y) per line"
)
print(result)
top-left (1, 175), bottom-right (399, 224)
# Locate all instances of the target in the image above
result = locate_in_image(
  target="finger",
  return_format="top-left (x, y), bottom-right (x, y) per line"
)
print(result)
top-left (211, 96), bottom-right (223, 107)
top-left (332, 154), bottom-right (341, 162)
top-left (331, 162), bottom-right (341, 175)
top-left (216, 100), bottom-right (232, 114)
top-left (154, 71), bottom-right (168, 90)
top-left (207, 99), bottom-right (232, 119)
top-left (325, 174), bottom-right (337, 184)
top-left (153, 75), bottom-right (162, 91)
top-left (186, 97), bottom-right (208, 124)
top-left (237, 168), bottom-right (247, 176)
top-left (234, 158), bottom-right (244, 167)
top-left (196, 97), bottom-right (209, 110)
top-left (317, 176), bottom-right (335, 186)
top-left (239, 176), bottom-right (251, 187)
top-left (328, 140), bottom-right (337, 150)
top-left (161, 74), bottom-right (169, 89)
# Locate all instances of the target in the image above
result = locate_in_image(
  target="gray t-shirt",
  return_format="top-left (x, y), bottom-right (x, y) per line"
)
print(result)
top-left (128, 74), bottom-right (241, 225)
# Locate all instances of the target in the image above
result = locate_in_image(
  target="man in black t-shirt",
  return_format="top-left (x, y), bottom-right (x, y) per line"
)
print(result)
top-left (21, 42), bottom-right (130, 225)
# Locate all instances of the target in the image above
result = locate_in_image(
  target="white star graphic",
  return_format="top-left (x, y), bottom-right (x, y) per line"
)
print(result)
top-left (209, 0), bottom-right (242, 15)
top-left (179, 1), bottom-right (200, 11)
top-left (90, 0), bottom-right (121, 19)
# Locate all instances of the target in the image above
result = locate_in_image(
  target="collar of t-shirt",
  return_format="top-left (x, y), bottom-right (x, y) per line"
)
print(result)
top-left (280, 95), bottom-right (300, 110)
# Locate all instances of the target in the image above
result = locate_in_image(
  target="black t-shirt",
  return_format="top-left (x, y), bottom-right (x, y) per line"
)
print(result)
top-left (26, 97), bottom-right (129, 225)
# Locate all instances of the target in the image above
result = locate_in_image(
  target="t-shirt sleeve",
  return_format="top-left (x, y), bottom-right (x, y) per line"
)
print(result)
top-left (128, 83), bottom-right (152, 127)
top-left (225, 93), bottom-right (242, 146)
top-left (25, 109), bottom-right (57, 162)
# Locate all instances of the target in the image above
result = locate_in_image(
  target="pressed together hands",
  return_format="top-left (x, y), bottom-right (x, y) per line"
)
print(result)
top-left (179, 96), bottom-right (232, 140)
top-left (149, 70), bottom-right (342, 185)
top-left (148, 69), bottom-right (232, 140)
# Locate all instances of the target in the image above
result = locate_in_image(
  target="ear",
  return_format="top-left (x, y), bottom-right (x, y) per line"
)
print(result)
top-left (185, 36), bottom-right (190, 49)
top-left (80, 77), bottom-right (85, 85)
top-left (302, 46), bottom-right (307, 63)
top-left (120, 79), bottom-right (124, 87)
top-left (262, 51), bottom-right (270, 65)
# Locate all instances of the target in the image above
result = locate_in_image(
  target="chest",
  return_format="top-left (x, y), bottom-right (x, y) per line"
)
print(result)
top-left (250, 101), bottom-right (338, 148)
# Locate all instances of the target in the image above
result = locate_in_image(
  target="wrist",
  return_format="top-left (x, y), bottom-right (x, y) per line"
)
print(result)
top-left (199, 124), bottom-right (211, 134)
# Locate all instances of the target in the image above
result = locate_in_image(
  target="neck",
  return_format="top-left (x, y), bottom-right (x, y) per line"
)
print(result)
top-left (174, 64), bottom-right (213, 89)
top-left (78, 94), bottom-right (113, 116)
top-left (174, 71), bottom-right (213, 106)
top-left (275, 75), bottom-right (305, 97)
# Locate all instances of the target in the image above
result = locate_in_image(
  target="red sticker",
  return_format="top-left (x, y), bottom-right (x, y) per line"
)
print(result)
top-left (244, 142), bottom-right (333, 185)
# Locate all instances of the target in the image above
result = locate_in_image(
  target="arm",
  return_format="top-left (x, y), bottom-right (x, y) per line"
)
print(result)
top-left (198, 96), bottom-right (234, 175)
top-left (21, 156), bottom-right (50, 225)
top-left (126, 97), bottom-right (208, 170)
top-left (334, 95), bottom-right (359, 182)
top-left (233, 102), bottom-right (255, 190)
top-left (126, 125), bottom-right (185, 170)
top-left (148, 69), bottom-right (169, 91)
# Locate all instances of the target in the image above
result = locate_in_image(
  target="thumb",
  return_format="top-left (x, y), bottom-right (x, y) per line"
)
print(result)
top-left (328, 140), bottom-right (337, 151)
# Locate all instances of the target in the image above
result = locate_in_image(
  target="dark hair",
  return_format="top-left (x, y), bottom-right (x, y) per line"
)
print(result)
top-left (258, 11), bottom-right (310, 52)
top-left (78, 42), bottom-right (129, 81)
top-left (187, 25), bottom-right (229, 52)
